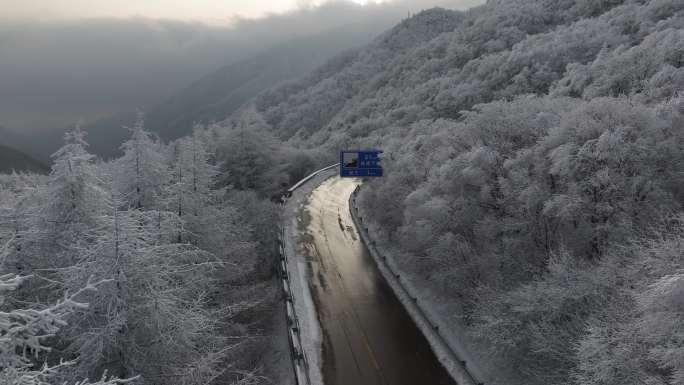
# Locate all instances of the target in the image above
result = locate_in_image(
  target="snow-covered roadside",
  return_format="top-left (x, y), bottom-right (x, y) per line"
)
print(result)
top-left (281, 167), bottom-right (338, 385)
top-left (350, 186), bottom-right (489, 385)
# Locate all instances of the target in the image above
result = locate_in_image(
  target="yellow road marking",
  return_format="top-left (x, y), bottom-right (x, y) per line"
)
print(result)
top-left (360, 327), bottom-right (382, 372)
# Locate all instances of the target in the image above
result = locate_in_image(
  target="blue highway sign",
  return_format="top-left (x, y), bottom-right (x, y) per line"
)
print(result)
top-left (340, 150), bottom-right (383, 178)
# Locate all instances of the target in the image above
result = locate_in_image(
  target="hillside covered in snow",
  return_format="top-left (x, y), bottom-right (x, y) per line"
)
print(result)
top-left (2, 0), bottom-right (684, 384)
top-left (226, 1), bottom-right (684, 384)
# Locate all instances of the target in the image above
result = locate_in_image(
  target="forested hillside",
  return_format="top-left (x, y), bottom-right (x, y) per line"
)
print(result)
top-left (228, 1), bottom-right (684, 384)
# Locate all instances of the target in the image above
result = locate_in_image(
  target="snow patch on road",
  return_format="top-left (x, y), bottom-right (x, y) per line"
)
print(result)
top-left (281, 168), bottom-right (338, 385)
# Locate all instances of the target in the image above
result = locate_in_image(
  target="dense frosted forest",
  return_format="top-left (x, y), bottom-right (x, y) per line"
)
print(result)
top-left (233, 0), bottom-right (684, 384)
top-left (3, 0), bottom-right (684, 384)
top-left (0, 118), bottom-right (321, 384)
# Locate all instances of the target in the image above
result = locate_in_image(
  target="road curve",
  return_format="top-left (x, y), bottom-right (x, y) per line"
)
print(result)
top-left (301, 176), bottom-right (456, 385)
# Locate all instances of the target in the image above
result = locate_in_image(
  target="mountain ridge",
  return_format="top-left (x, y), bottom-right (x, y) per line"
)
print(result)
top-left (145, 20), bottom-right (392, 141)
top-left (0, 144), bottom-right (49, 174)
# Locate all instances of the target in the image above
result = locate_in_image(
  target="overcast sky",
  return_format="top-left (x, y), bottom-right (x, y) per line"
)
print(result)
top-left (0, 0), bottom-right (388, 24)
top-left (0, 0), bottom-right (482, 135)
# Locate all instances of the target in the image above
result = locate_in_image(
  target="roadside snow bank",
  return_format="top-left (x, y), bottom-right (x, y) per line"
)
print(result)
top-left (280, 165), bottom-right (338, 385)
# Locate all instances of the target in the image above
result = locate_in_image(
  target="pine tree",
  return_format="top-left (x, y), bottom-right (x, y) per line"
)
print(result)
top-left (165, 126), bottom-right (224, 246)
top-left (59, 205), bottom-right (228, 384)
top-left (0, 269), bottom-right (133, 385)
top-left (45, 125), bottom-right (110, 247)
top-left (8, 125), bottom-right (112, 289)
top-left (114, 115), bottom-right (168, 211)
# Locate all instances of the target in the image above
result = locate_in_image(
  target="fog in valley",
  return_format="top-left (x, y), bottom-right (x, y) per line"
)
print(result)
top-left (0, 0), bottom-right (481, 162)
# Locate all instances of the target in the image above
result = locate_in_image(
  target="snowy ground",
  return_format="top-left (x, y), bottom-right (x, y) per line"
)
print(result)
top-left (281, 168), bottom-right (338, 385)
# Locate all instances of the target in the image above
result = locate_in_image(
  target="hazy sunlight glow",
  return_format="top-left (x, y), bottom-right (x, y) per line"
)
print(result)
top-left (0, 0), bottom-right (391, 24)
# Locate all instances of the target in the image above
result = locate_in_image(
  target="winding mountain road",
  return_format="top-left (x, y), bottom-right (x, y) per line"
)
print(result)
top-left (300, 176), bottom-right (456, 385)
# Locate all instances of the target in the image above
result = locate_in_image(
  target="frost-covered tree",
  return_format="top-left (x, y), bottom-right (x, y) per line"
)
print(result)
top-left (114, 115), bottom-right (168, 210)
top-left (573, 222), bottom-right (684, 385)
top-left (217, 125), bottom-right (279, 194)
top-left (167, 128), bottom-right (262, 280)
top-left (57, 204), bottom-right (228, 384)
top-left (0, 181), bottom-right (21, 262)
top-left (50, 126), bottom-right (108, 227)
top-left (638, 273), bottom-right (684, 384)
top-left (11, 126), bottom-right (112, 280)
top-left (166, 126), bottom-right (220, 244)
top-left (45, 125), bottom-right (109, 224)
top-left (0, 266), bottom-right (132, 385)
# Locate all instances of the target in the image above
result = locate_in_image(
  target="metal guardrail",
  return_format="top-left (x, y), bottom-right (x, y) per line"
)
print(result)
top-left (287, 163), bottom-right (338, 194)
top-left (277, 227), bottom-right (311, 385)
top-left (349, 185), bottom-right (486, 385)
top-left (278, 163), bottom-right (338, 385)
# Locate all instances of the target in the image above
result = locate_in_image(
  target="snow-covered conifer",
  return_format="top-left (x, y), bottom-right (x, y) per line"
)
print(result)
top-left (60, 205), bottom-right (227, 384)
top-left (114, 115), bottom-right (168, 210)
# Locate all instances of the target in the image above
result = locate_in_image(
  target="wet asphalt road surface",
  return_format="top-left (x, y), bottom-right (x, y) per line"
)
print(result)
top-left (301, 177), bottom-right (457, 385)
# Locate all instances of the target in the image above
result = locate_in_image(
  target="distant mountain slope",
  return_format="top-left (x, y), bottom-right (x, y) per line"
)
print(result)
top-left (145, 21), bottom-right (397, 141)
top-left (0, 121), bottom-right (130, 164)
top-left (0, 125), bottom-right (58, 164)
top-left (0, 144), bottom-right (48, 174)
top-left (250, 1), bottom-right (681, 146)
top-left (252, 7), bottom-right (469, 141)
top-left (0, 20), bottom-right (398, 161)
